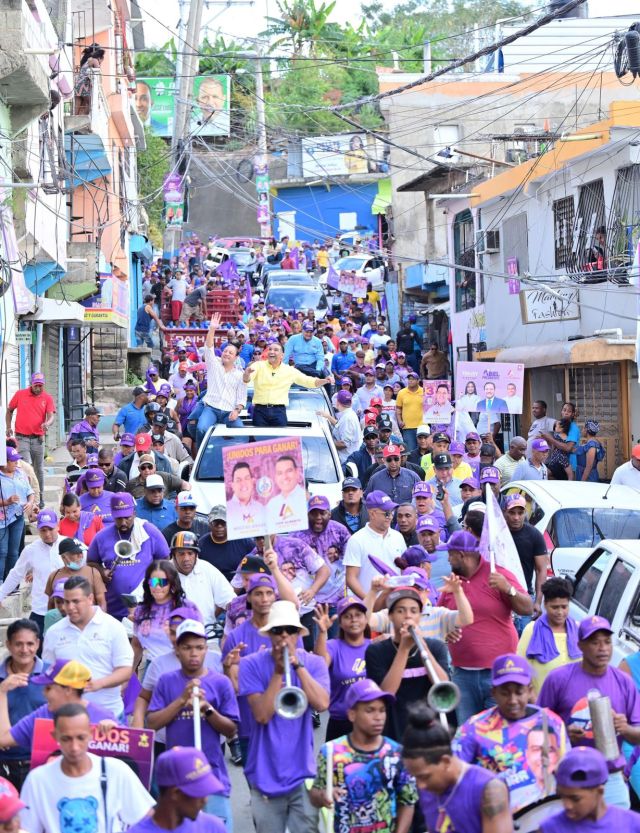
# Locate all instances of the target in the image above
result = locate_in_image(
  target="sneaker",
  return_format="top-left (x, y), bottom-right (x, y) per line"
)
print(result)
top-left (228, 736), bottom-right (242, 766)
top-left (312, 710), bottom-right (321, 729)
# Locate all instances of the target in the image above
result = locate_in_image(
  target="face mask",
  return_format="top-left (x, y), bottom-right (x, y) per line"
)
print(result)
top-left (67, 559), bottom-right (85, 571)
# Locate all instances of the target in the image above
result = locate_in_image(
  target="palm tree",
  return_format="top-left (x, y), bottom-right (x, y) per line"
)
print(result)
top-left (261, 0), bottom-right (338, 57)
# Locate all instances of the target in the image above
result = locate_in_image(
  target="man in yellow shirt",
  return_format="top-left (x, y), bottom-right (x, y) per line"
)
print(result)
top-left (243, 341), bottom-right (333, 427)
top-left (316, 245), bottom-right (329, 270)
top-left (395, 371), bottom-right (424, 451)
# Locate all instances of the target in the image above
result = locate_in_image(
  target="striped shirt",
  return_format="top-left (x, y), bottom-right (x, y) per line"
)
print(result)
top-left (202, 346), bottom-right (247, 411)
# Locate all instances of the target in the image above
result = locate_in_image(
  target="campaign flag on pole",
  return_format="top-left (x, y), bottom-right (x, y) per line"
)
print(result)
top-left (290, 247), bottom-right (300, 269)
top-left (479, 486), bottom-right (527, 589)
top-left (216, 258), bottom-right (239, 283)
top-left (326, 261), bottom-right (340, 290)
top-left (245, 278), bottom-right (253, 312)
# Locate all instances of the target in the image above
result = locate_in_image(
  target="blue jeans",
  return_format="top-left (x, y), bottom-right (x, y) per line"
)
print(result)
top-left (196, 404), bottom-right (243, 447)
top-left (134, 329), bottom-right (154, 348)
top-left (0, 516), bottom-right (25, 581)
top-left (205, 794), bottom-right (233, 831)
top-left (402, 428), bottom-right (418, 451)
top-left (452, 667), bottom-right (495, 724)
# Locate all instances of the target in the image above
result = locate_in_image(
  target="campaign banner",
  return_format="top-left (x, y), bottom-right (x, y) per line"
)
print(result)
top-left (135, 77), bottom-right (176, 137)
top-left (136, 76), bottom-right (231, 138)
top-left (454, 361), bottom-right (525, 415)
top-left (423, 380), bottom-right (453, 424)
top-left (300, 133), bottom-right (385, 178)
top-left (223, 437), bottom-right (307, 540)
top-left (82, 273), bottom-right (129, 329)
top-left (338, 270), bottom-right (367, 298)
top-left (31, 718), bottom-right (155, 789)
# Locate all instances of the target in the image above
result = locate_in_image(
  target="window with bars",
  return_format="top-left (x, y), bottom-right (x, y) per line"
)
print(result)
top-left (454, 209), bottom-right (476, 312)
top-left (553, 196), bottom-right (574, 269)
top-left (572, 178), bottom-right (606, 272)
top-left (608, 165), bottom-right (640, 280)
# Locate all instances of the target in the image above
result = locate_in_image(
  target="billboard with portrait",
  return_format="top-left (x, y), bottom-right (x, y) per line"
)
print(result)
top-left (222, 437), bottom-right (307, 540)
top-left (301, 133), bottom-right (385, 178)
top-left (454, 361), bottom-right (525, 415)
top-left (136, 75), bottom-right (231, 138)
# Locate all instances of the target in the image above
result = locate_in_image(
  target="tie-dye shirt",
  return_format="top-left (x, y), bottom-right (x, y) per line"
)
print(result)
top-left (313, 735), bottom-right (417, 833)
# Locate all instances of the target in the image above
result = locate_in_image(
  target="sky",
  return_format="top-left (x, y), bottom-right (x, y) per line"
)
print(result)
top-left (138, 0), bottom-right (640, 47)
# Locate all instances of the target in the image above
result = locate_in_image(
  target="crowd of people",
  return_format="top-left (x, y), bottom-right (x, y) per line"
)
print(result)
top-left (0, 234), bottom-right (638, 833)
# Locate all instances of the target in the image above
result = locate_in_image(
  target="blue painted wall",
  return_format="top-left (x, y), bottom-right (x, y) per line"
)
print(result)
top-left (272, 182), bottom-right (378, 242)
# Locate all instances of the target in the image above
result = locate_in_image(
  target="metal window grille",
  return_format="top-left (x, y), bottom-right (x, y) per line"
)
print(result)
top-left (553, 196), bottom-right (574, 268)
top-left (607, 165), bottom-right (640, 283)
top-left (454, 210), bottom-right (476, 312)
top-left (572, 178), bottom-right (606, 270)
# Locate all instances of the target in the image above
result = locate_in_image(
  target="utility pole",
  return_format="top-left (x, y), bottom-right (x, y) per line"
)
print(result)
top-left (253, 48), bottom-right (272, 239)
top-left (172, 0), bottom-right (204, 158)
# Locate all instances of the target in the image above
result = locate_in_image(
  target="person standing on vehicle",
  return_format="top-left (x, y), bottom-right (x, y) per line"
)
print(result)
top-left (243, 341), bottom-right (333, 428)
top-left (538, 615), bottom-right (640, 809)
top-left (5, 372), bottom-right (55, 504)
top-left (283, 322), bottom-right (325, 377)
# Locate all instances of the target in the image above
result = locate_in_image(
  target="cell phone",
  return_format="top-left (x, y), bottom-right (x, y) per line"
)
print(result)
top-left (386, 575), bottom-right (416, 587)
top-left (436, 483), bottom-right (445, 502)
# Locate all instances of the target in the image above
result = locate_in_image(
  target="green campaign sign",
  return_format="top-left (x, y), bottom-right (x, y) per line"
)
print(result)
top-left (135, 75), bottom-right (230, 138)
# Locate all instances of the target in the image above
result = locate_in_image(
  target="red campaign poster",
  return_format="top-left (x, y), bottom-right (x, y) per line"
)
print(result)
top-left (31, 718), bottom-right (155, 789)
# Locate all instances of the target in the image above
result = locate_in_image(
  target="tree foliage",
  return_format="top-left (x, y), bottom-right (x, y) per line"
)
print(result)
top-left (137, 127), bottom-right (170, 247)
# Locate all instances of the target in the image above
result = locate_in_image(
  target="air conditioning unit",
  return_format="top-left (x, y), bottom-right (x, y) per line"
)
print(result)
top-left (506, 148), bottom-right (527, 164)
top-left (475, 229), bottom-right (500, 254)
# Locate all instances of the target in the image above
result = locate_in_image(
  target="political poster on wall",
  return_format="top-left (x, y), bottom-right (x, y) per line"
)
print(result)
top-left (300, 133), bottom-right (386, 178)
top-left (223, 437), bottom-right (307, 540)
top-left (454, 362), bottom-right (525, 415)
top-left (136, 75), bottom-right (231, 138)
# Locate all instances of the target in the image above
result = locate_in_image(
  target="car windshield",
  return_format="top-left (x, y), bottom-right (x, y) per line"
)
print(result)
top-left (552, 508), bottom-right (640, 548)
top-left (270, 272), bottom-right (315, 284)
top-left (336, 257), bottom-right (366, 270)
top-left (229, 250), bottom-right (253, 266)
top-left (196, 434), bottom-right (339, 483)
top-left (265, 288), bottom-right (327, 310)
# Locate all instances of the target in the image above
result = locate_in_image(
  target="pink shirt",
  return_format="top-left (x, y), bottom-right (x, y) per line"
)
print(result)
top-left (438, 558), bottom-right (524, 668)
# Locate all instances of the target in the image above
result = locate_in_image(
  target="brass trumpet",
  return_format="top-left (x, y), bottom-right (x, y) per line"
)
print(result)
top-left (275, 646), bottom-right (308, 720)
top-left (408, 625), bottom-right (460, 728)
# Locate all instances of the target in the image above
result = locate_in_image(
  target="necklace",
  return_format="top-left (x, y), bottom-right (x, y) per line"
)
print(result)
top-left (436, 762), bottom-right (468, 827)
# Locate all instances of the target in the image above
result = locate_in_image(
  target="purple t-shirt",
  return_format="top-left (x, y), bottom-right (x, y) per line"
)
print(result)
top-left (10, 701), bottom-right (116, 749)
top-left (149, 668), bottom-right (239, 796)
top-left (134, 600), bottom-right (200, 661)
top-left (540, 805), bottom-right (640, 833)
top-left (223, 593), bottom-right (251, 635)
top-left (296, 521), bottom-right (351, 604)
top-left (128, 813), bottom-right (225, 833)
top-left (79, 491), bottom-right (114, 524)
top-left (326, 638), bottom-right (370, 720)
top-left (87, 521), bottom-right (170, 618)
top-left (238, 649), bottom-right (330, 796)
top-left (419, 764), bottom-right (495, 833)
top-left (537, 663), bottom-right (640, 770)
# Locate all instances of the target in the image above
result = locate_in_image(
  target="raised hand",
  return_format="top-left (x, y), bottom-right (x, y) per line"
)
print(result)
top-left (313, 603), bottom-right (337, 634)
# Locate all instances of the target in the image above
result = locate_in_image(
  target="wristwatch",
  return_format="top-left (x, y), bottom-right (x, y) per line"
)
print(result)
top-left (508, 585), bottom-right (517, 597)
top-left (204, 706), bottom-right (215, 717)
top-left (293, 657), bottom-right (305, 670)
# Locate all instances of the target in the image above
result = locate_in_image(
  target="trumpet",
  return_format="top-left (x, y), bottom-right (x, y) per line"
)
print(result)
top-left (106, 540), bottom-right (135, 582)
top-left (408, 625), bottom-right (460, 729)
top-left (275, 646), bottom-right (308, 720)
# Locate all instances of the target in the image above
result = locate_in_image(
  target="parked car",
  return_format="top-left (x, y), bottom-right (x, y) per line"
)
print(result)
top-left (188, 421), bottom-right (344, 519)
top-left (263, 283), bottom-right (329, 321)
top-left (262, 270), bottom-right (318, 292)
top-left (321, 254), bottom-right (386, 291)
top-left (570, 540), bottom-right (640, 667)
top-left (501, 481), bottom-right (640, 578)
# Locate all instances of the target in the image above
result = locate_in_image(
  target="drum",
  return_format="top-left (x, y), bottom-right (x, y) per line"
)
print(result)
top-left (513, 796), bottom-right (564, 832)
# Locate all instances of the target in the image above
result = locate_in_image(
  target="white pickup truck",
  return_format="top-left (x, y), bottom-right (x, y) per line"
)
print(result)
top-left (569, 539), bottom-right (640, 667)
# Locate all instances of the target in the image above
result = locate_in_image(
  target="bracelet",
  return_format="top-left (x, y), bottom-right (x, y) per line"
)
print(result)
top-left (204, 706), bottom-right (215, 717)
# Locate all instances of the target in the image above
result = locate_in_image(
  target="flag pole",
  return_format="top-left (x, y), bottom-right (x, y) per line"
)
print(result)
top-left (486, 483), bottom-right (496, 572)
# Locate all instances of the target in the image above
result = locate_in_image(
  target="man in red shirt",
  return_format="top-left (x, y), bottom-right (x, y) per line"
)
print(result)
top-left (436, 530), bottom-right (533, 723)
top-left (5, 372), bottom-right (55, 506)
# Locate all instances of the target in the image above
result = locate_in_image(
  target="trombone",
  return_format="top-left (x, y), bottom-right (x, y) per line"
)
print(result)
top-left (408, 625), bottom-right (460, 729)
top-left (275, 646), bottom-right (308, 720)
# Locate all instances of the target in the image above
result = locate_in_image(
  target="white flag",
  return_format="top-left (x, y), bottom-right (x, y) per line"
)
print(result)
top-left (479, 485), bottom-right (528, 590)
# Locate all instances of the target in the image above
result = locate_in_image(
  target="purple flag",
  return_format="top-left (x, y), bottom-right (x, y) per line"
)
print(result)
top-left (327, 261), bottom-right (340, 290)
top-left (380, 293), bottom-right (387, 313)
top-left (245, 279), bottom-right (253, 312)
top-left (290, 247), bottom-right (300, 269)
top-left (216, 258), bottom-right (240, 283)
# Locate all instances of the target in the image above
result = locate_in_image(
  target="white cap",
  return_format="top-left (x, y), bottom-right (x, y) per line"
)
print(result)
top-left (176, 619), bottom-right (207, 641)
top-left (176, 491), bottom-right (197, 507)
top-left (145, 473), bottom-right (165, 490)
top-left (467, 501), bottom-right (487, 513)
top-left (416, 424), bottom-right (431, 436)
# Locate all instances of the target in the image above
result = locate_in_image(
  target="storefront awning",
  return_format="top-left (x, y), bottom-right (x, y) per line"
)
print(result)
top-left (495, 337), bottom-right (635, 368)
top-left (23, 261), bottom-right (65, 294)
top-left (23, 297), bottom-right (86, 326)
top-left (65, 134), bottom-right (111, 186)
top-left (130, 233), bottom-right (153, 261)
top-left (371, 179), bottom-right (391, 214)
top-left (47, 280), bottom-right (97, 303)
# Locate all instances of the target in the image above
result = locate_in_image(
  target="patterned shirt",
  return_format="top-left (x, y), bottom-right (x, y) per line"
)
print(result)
top-left (296, 521), bottom-right (351, 604)
top-left (313, 735), bottom-right (418, 833)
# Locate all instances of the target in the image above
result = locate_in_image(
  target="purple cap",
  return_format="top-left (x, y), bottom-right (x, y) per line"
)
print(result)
top-left (460, 478), bottom-right (480, 490)
top-left (364, 490), bottom-right (397, 511)
top-left (5, 448), bottom-right (21, 462)
top-left (401, 544), bottom-right (437, 565)
top-left (340, 377), bottom-right (352, 386)
top-left (368, 554), bottom-right (397, 576)
top-left (450, 441), bottom-right (465, 455)
top-left (85, 469), bottom-right (105, 486)
top-left (157, 384), bottom-right (172, 398)
top-left (578, 615), bottom-right (614, 641)
top-left (436, 530), bottom-right (480, 553)
top-left (466, 431), bottom-right (481, 442)
top-left (480, 466), bottom-right (500, 484)
top-left (336, 596), bottom-right (367, 617)
top-left (555, 747), bottom-right (608, 789)
top-left (308, 495), bottom-right (330, 512)
top-left (30, 372), bottom-right (45, 385)
top-left (51, 579), bottom-right (66, 600)
top-left (247, 574), bottom-right (277, 594)
top-left (406, 371), bottom-right (419, 379)
top-left (302, 322), bottom-right (314, 332)
top-left (491, 653), bottom-right (532, 686)
top-left (345, 678), bottom-right (395, 710)
top-left (402, 566), bottom-right (432, 588)
top-left (37, 509), bottom-right (57, 529)
top-left (364, 368), bottom-right (375, 376)
top-left (532, 438), bottom-right (550, 452)
top-left (120, 433), bottom-right (135, 447)
top-left (336, 390), bottom-right (353, 406)
top-left (86, 453), bottom-right (99, 467)
top-left (412, 482), bottom-right (434, 497)
top-left (416, 514), bottom-right (440, 533)
top-left (169, 606), bottom-right (203, 624)
top-left (110, 492), bottom-right (135, 518)
top-left (155, 747), bottom-right (225, 797)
